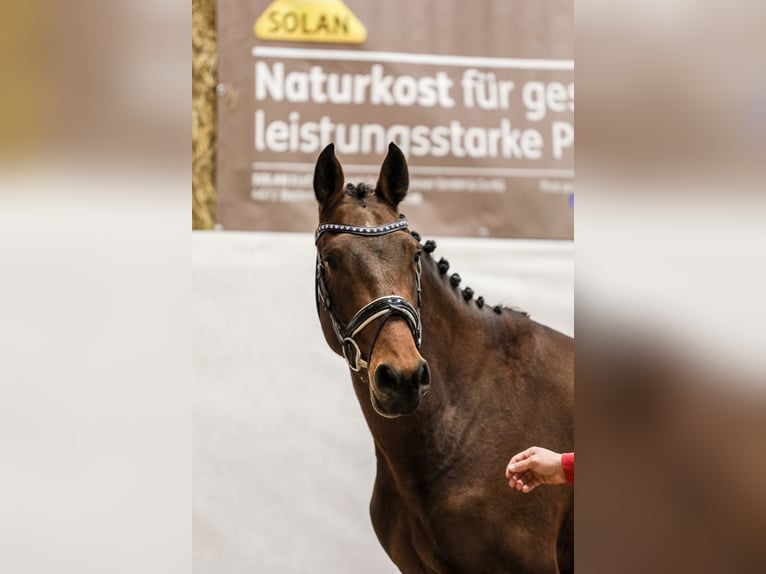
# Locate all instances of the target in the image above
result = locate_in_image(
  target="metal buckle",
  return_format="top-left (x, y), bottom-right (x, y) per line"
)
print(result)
top-left (342, 337), bottom-right (367, 372)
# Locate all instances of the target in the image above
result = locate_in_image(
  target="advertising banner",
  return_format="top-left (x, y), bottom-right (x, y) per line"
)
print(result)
top-left (217, 0), bottom-right (573, 238)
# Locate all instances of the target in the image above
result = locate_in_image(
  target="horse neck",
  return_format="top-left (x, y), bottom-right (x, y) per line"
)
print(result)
top-left (354, 255), bottom-right (494, 474)
top-left (418, 255), bottom-right (489, 387)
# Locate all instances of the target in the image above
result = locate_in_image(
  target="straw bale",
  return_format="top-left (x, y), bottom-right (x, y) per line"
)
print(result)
top-left (192, 0), bottom-right (218, 229)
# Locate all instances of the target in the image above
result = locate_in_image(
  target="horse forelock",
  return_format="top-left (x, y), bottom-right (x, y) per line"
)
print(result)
top-left (345, 182), bottom-right (373, 200)
top-left (321, 183), bottom-right (401, 226)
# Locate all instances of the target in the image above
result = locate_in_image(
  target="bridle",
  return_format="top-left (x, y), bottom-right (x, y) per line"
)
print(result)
top-left (314, 216), bottom-right (422, 373)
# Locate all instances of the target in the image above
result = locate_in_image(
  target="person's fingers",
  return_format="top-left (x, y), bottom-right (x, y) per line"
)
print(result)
top-left (505, 455), bottom-right (527, 477)
top-left (509, 446), bottom-right (537, 465)
top-left (509, 459), bottom-right (529, 473)
top-left (505, 463), bottom-right (522, 479)
top-left (518, 470), bottom-right (537, 485)
top-left (507, 447), bottom-right (549, 486)
top-left (510, 470), bottom-right (538, 493)
top-left (508, 453), bottom-right (540, 474)
top-left (522, 478), bottom-right (541, 493)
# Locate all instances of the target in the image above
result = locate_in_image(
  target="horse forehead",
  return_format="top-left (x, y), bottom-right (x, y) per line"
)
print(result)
top-left (331, 232), bottom-right (406, 260)
top-left (330, 195), bottom-right (396, 226)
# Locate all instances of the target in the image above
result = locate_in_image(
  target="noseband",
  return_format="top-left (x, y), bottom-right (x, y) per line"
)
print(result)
top-left (315, 217), bottom-right (422, 373)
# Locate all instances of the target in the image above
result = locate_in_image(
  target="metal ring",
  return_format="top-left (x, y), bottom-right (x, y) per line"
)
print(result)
top-left (342, 337), bottom-right (366, 372)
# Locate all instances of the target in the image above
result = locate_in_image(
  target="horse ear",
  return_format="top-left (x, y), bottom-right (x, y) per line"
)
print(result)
top-left (375, 142), bottom-right (409, 208)
top-left (314, 143), bottom-right (345, 205)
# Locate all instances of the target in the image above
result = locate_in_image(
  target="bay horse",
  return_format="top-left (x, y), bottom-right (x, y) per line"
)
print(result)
top-left (313, 142), bottom-right (574, 574)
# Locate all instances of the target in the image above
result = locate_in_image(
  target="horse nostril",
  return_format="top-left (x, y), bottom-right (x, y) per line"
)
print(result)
top-left (375, 363), bottom-right (402, 393)
top-left (416, 361), bottom-right (431, 395)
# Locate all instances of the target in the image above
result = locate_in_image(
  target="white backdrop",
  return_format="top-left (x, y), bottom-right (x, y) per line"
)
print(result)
top-left (193, 231), bottom-right (573, 573)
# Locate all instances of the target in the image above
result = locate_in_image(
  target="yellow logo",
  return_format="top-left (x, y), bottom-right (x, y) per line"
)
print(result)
top-left (255, 0), bottom-right (367, 44)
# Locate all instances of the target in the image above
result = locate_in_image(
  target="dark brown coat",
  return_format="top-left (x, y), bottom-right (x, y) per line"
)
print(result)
top-left (314, 143), bottom-right (574, 574)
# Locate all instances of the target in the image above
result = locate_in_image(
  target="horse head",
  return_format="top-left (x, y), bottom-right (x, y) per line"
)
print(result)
top-left (313, 142), bottom-right (431, 418)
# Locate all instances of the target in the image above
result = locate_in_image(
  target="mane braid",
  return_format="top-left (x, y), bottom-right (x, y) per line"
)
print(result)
top-left (410, 231), bottom-right (529, 318)
top-left (412, 231), bottom-right (529, 317)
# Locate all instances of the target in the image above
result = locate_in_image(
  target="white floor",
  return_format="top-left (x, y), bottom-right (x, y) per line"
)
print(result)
top-left (192, 231), bottom-right (573, 573)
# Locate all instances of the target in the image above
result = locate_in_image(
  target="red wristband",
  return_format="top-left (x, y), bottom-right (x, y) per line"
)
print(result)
top-left (561, 452), bottom-right (574, 483)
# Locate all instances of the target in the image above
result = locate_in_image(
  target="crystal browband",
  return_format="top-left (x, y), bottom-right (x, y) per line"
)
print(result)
top-left (315, 218), bottom-right (409, 243)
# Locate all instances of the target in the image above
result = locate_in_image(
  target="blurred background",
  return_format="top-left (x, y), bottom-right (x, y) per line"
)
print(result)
top-left (0, 1), bottom-right (189, 573)
top-left (576, 3), bottom-right (766, 571)
top-left (0, 0), bottom-right (763, 573)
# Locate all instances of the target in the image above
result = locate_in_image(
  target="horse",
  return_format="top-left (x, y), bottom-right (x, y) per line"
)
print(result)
top-left (312, 142), bottom-right (574, 574)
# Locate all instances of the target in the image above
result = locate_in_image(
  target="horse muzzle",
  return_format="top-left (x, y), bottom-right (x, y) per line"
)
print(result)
top-left (370, 360), bottom-right (431, 417)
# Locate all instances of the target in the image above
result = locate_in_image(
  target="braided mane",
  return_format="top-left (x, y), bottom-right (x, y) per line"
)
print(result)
top-left (409, 227), bottom-right (529, 317)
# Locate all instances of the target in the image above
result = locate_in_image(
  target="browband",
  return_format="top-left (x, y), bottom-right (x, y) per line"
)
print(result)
top-left (315, 218), bottom-right (409, 243)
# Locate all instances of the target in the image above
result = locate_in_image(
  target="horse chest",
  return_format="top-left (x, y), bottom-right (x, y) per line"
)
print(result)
top-left (370, 494), bottom-right (452, 574)
top-left (370, 480), bottom-right (500, 574)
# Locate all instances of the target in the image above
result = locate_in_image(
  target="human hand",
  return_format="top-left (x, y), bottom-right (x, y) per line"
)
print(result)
top-left (505, 446), bottom-right (566, 493)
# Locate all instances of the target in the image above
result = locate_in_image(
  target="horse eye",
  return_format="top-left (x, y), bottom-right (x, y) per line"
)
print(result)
top-left (324, 256), bottom-right (339, 271)
top-left (414, 250), bottom-right (422, 262)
